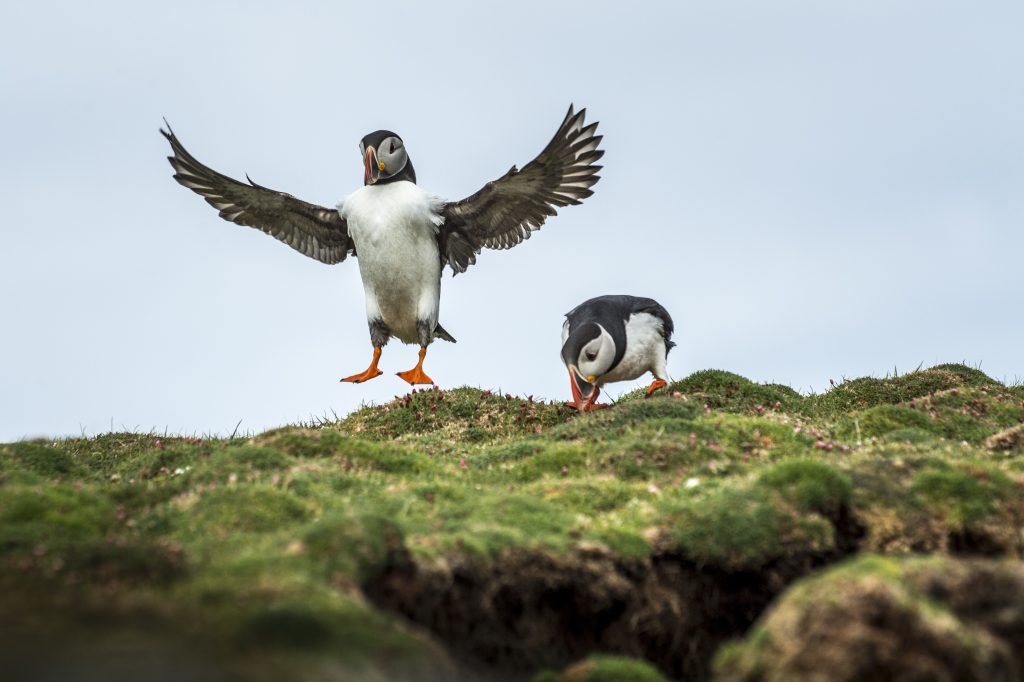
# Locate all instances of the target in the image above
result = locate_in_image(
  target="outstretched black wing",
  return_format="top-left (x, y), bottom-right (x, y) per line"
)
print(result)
top-left (161, 123), bottom-right (354, 265)
top-left (438, 105), bottom-right (603, 274)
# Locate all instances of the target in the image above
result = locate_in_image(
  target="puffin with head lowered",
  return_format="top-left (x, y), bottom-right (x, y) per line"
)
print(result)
top-left (161, 106), bottom-right (602, 385)
top-left (561, 295), bottom-right (675, 411)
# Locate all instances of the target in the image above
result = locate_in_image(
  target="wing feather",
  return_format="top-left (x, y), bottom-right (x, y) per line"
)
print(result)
top-left (438, 105), bottom-right (603, 273)
top-left (161, 123), bottom-right (354, 265)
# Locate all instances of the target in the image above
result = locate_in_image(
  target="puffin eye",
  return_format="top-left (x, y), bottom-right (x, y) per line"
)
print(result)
top-left (585, 351), bottom-right (597, 362)
top-left (390, 140), bottom-right (399, 153)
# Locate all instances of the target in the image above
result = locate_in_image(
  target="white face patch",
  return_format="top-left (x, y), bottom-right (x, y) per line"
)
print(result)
top-left (576, 324), bottom-right (615, 380)
top-left (376, 136), bottom-right (408, 177)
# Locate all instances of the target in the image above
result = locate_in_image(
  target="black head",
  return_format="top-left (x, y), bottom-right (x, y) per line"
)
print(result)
top-left (359, 130), bottom-right (416, 186)
top-left (561, 322), bottom-right (609, 398)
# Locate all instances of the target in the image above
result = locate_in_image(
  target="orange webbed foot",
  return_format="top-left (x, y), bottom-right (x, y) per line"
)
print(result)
top-left (396, 366), bottom-right (434, 385)
top-left (341, 347), bottom-right (384, 384)
top-left (645, 378), bottom-right (668, 397)
top-left (396, 347), bottom-right (434, 386)
top-left (341, 367), bottom-right (384, 383)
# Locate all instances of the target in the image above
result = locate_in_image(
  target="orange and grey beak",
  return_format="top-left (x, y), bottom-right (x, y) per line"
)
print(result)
top-left (364, 146), bottom-right (384, 185)
top-left (568, 364), bottom-right (596, 401)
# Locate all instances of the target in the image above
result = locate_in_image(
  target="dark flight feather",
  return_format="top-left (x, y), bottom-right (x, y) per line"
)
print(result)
top-left (161, 122), bottom-right (354, 265)
top-left (439, 105), bottom-right (604, 274)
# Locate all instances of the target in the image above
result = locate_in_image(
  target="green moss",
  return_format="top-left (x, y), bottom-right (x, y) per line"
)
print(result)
top-left (473, 440), bottom-right (590, 482)
top-left (808, 364), bottom-right (999, 417)
top-left (185, 487), bottom-right (312, 535)
top-left (304, 512), bottom-right (401, 582)
top-left (918, 386), bottom-right (1024, 443)
top-left (179, 567), bottom-right (436, 669)
top-left (211, 445), bottom-right (290, 471)
top-left (261, 430), bottom-right (435, 474)
top-left (0, 484), bottom-right (115, 551)
top-left (546, 397), bottom-right (701, 443)
top-left (339, 387), bottom-right (567, 442)
top-left (841, 404), bottom-right (935, 440)
top-left (115, 441), bottom-right (207, 481)
top-left (652, 370), bottom-right (801, 414)
top-left (911, 465), bottom-right (1012, 530)
top-left (62, 538), bottom-right (186, 584)
top-left (536, 654), bottom-right (670, 681)
top-left (715, 554), bottom-right (1019, 681)
top-left (2, 363), bottom-right (1022, 679)
top-left (588, 527), bottom-right (650, 558)
top-left (758, 460), bottom-right (852, 515)
top-left (1, 441), bottom-right (81, 478)
top-left (665, 484), bottom-right (834, 569)
top-left (436, 493), bottom-right (577, 559)
top-left (883, 427), bottom-right (940, 444)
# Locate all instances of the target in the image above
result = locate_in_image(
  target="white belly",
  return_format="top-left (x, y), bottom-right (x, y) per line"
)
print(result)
top-left (602, 312), bottom-right (668, 384)
top-left (339, 182), bottom-right (445, 343)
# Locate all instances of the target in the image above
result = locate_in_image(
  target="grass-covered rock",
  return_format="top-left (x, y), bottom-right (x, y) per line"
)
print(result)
top-left (714, 555), bottom-right (1024, 681)
top-left (1, 363), bottom-right (1022, 681)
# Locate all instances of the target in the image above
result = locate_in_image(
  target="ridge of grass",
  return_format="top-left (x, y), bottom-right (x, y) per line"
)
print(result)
top-left (1, 362), bottom-right (1022, 679)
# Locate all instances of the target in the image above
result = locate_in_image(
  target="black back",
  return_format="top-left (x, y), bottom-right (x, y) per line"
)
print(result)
top-left (562, 295), bottom-right (675, 374)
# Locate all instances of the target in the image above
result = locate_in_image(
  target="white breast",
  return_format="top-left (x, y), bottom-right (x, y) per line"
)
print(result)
top-left (338, 182), bottom-right (446, 343)
top-left (602, 312), bottom-right (668, 384)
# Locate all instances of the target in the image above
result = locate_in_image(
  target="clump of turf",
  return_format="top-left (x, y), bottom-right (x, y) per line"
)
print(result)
top-left (337, 387), bottom-right (568, 443)
top-left (534, 654), bottom-right (670, 681)
top-left (758, 460), bottom-right (852, 516)
top-left (662, 483), bottom-right (836, 569)
top-left (807, 363), bottom-right (1000, 417)
top-left (621, 369), bottom-right (801, 415)
top-left (714, 555), bottom-right (1024, 681)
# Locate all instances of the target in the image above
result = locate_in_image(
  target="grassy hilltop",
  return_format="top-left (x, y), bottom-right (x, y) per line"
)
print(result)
top-left (2, 363), bottom-right (1024, 681)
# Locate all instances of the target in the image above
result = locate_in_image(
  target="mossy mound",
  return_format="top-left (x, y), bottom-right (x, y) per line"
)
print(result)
top-left (336, 386), bottom-right (569, 444)
top-left (620, 369), bottom-right (800, 415)
top-left (805, 363), bottom-right (1001, 417)
top-left (535, 654), bottom-right (670, 681)
top-left (1, 363), bottom-right (1022, 681)
top-left (714, 555), bottom-right (1024, 681)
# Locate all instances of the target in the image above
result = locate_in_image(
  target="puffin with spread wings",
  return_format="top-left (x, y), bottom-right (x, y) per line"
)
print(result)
top-left (161, 106), bottom-right (602, 385)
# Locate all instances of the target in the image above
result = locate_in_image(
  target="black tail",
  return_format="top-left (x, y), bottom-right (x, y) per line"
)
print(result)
top-left (434, 323), bottom-right (457, 343)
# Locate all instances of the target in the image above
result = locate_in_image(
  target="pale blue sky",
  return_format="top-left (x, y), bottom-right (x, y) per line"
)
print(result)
top-left (2, 1), bottom-right (1021, 441)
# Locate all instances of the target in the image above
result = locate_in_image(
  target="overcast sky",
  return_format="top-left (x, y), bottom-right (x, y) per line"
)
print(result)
top-left (2, 1), bottom-right (1021, 441)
